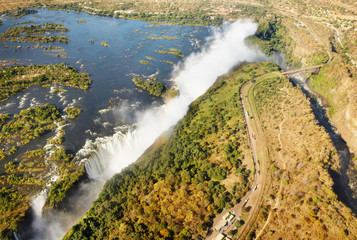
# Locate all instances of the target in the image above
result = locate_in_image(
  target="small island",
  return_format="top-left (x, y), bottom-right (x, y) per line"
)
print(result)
top-left (65, 107), bottom-right (82, 119)
top-left (132, 76), bottom-right (167, 97)
top-left (101, 41), bottom-right (109, 47)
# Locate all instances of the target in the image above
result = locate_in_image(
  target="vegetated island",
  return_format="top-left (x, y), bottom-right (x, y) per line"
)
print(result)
top-left (132, 75), bottom-right (178, 98)
top-left (0, 23), bottom-right (70, 43)
top-left (157, 48), bottom-right (184, 57)
top-left (0, 63), bottom-right (91, 102)
top-left (8, 9), bottom-right (38, 19)
top-left (101, 41), bottom-right (109, 47)
top-left (65, 107), bottom-right (82, 119)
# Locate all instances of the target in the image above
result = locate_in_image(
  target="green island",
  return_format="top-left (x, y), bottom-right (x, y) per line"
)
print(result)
top-left (158, 48), bottom-right (184, 57)
top-left (0, 23), bottom-right (70, 44)
top-left (51, 88), bottom-right (67, 94)
top-left (162, 35), bottom-right (178, 40)
top-left (147, 34), bottom-right (163, 40)
top-left (1, 23), bottom-right (69, 37)
top-left (76, 19), bottom-right (87, 23)
top-left (147, 35), bottom-right (178, 40)
top-left (100, 41), bottom-right (109, 47)
top-left (9, 35), bottom-right (70, 43)
top-left (8, 9), bottom-right (38, 19)
top-left (0, 63), bottom-right (91, 102)
top-left (65, 107), bottom-right (82, 119)
top-left (139, 60), bottom-right (150, 65)
top-left (132, 75), bottom-right (167, 97)
top-left (15, 20), bottom-right (35, 25)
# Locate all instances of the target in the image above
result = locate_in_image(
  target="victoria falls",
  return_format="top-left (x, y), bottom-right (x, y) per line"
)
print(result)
top-left (1, 1), bottom-right (357, 239)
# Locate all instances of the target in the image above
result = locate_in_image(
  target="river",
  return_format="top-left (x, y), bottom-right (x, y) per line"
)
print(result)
top-left (0, 8), bottom-right (211, 156)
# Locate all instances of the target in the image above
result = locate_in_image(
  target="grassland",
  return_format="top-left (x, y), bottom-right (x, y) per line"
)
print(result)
top-left (245, 74), bottom-right (357, 239)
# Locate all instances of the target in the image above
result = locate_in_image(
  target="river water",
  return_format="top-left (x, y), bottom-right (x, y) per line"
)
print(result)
top-left (0, 8), bottom-right (211, 156)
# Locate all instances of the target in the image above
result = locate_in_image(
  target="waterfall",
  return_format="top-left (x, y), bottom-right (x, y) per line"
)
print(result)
top-left (84, 129), bottom-right (137, 180)
top-left (13, 232), bottom-right (22, 240)
top-left (30, 189), bottom-right (48, 235)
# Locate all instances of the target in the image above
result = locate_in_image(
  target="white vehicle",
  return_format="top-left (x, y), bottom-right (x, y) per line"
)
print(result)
top-left (253, 185), bottom-right (258, 192)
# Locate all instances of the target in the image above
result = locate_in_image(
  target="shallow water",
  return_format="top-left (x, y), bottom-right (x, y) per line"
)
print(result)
top-left (0, 8), bottom-right (211, 154)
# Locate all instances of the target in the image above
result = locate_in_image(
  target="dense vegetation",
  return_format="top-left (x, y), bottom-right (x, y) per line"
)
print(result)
top-left (1, 23), bottom-right (69, 37)
top-left (65, 107), bottom-right (82, 119)
top-left (0, 104), bottom-right (60, 152)
top-left (64, 62), bottom-right (279, 239)
top-left (8, 9), bottom-right (38, 18)
top-left (47, 3), bottom-right (224, 26)
top-left (0, 187), bottom-right (29, 238)
top-left (132, 76), bottom-right (167, 97)
top-left (0, 63), bottom-right (91, 102)
top-left (0, 23), bottom-right (70, 43)
top-left (247, 16), bottom-right (298, 67)
top-left (45, 151), bottom-right (86, 209)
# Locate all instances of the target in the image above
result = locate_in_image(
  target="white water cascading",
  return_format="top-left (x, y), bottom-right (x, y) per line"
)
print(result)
top-left (30, 19), bottom-right (264, 239)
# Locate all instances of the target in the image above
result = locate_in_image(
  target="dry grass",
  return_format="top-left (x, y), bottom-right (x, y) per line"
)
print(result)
top-left (250, 76), bottom-right (357, 239)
